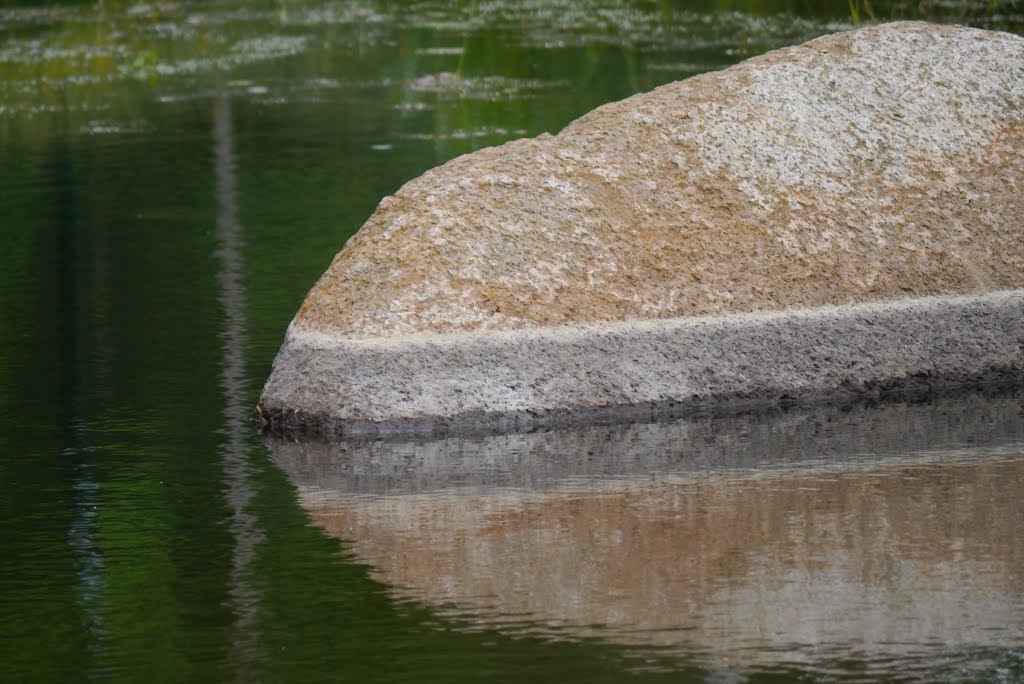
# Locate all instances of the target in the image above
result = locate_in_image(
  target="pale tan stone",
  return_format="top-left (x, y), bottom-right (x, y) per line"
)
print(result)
top-left (260, 22), bottom-right (1024, 436)
top-left (294, 22), bottom-right (1024, 340)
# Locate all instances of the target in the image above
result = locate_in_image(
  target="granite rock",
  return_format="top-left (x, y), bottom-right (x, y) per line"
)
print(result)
top-left (297, 21), bottom-right (1023, 339)
top-left (261, 22), bottom-right (1024, 437)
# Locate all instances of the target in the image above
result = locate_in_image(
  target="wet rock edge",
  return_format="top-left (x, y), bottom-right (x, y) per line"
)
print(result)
top-left (257, 290), bottom-right (1024, 440)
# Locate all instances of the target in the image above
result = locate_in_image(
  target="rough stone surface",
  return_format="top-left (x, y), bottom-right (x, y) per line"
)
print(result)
top-left (261, 22), bottom-right (1024, 436)
top-left (297, 22), bottom-right (1024, 338)
top-left (262, 290), bottom-right (1024, 438)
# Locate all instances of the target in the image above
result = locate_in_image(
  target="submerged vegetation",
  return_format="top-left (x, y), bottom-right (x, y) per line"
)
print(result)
top-left (1, 0), bottom-right (1020, 142)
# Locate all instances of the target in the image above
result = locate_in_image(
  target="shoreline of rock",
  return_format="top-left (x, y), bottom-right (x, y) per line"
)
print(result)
top-left (258, 289), bottom-right (1024, 439)
top-left (265, 385), bottom-right (1024, 493)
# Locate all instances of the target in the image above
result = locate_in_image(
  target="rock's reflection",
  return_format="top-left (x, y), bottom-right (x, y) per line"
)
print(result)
top-left (268, 390), bottom-right (1024, 673)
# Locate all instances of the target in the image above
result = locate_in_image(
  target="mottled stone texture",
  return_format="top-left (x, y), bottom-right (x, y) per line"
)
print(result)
top-left (297, 22), bottom-right (1023, 339)
top-left (262, 292), bottom-right (1024, 438)
top-left (261, 22), bottom-right (1024, 436)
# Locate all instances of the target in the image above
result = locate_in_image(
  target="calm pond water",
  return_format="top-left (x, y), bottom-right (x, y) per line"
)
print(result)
top-left (2, 1), bottom-right (1023, 682)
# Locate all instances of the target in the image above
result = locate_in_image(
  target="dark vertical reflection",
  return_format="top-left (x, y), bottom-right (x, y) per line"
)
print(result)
top-left (213, 88), bottom-right (264, 677)
top-left (57, 107), bottom-right (105, 671)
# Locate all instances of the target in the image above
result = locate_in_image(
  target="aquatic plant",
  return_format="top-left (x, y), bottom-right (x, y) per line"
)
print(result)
top-left (848, 0), bottom-right (876, 24)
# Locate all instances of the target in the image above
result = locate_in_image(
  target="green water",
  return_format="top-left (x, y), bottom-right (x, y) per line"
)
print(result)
top-left (2, 1), bottom-right (1023, 682)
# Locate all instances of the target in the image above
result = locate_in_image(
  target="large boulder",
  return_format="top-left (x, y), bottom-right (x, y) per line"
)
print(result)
top-left (260, 22), bottom-right (1024, 438)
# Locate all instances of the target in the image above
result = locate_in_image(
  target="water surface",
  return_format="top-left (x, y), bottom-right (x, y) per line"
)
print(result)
top-left (271, 391), bottom-right (1024, 681)
top-left (2, 1), bottom-right (1023, 681)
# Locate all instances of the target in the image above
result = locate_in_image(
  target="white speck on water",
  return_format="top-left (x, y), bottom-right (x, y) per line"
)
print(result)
top-left (414, 47), bottom-right (465, 56)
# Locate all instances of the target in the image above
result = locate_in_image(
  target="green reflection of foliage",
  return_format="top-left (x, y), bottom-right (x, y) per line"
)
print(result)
top-left (1, 1), bottom-right (1023, 681)
top-left (0, 113), bottom-right (236, 680)
top-left (848, 0), bottom-right (876, 24)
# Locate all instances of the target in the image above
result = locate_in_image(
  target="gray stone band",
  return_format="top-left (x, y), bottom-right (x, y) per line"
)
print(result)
top-left (259, 289), bottom-right (1024, 439)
